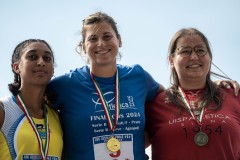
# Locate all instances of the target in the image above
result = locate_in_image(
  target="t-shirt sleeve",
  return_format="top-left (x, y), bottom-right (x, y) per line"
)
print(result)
top-left (142, 67), bottom-right (160, 102)
top-left (46, 75), bottom-right (69, 110)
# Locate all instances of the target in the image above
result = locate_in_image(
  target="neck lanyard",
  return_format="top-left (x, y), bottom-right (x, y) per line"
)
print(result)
top-left (90, 70), bottom-right (120, 133)
top-left (16, 94), bottom-right (49, 160)
top-left (178, 87), bottom-right (210, 146)
top-left (178, 87), bottom-right (206, 125)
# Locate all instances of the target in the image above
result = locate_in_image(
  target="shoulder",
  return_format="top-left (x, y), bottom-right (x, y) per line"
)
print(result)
top-left (222, 88), bottom-right (236, 97)
top-left (0, 95), bottom-right (17, 128)
top-left (220, 89), bottom-right (240, 116)
top-left (153, 91), bottom-right (168, 103)
top-left (117, 64), bottom-right (150, 76)
top-left (222, 88), bottom-right (240, 101)
top-left (0, 100), bottom-right (3, 110)
top-left (117, 64), bottom-right (143, 71)
top-left (146, 91), bottom-right (167, 108)
top-left (0, 100), bottom-right (4, 128)
top-left (49, 65), bottom-right (90, 86)
top-left (0, 96), bottom-right (15, 105)
top-left (54, 65), bottom-right (89, 80)
top-left (219, 88), bottom-right (240, 111)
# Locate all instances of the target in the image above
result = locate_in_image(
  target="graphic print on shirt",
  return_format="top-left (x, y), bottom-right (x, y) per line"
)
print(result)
top-left (16, 118), bottom-right (60, 160)
top-left (168, 112), bottom-right (232, 139)
top-left (91, 91), bottom-right (141, 160)
top-left (1, 96), bottom-right (62, 160)
top-left (93, 134), bottom-right (134, 159)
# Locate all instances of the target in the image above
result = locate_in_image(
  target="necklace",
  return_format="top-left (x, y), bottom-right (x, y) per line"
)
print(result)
top-left (16, 94), bottom-right (50, 159)
top-left (178, 87), bottom-right (208, 147)
top-left (90, 70), bottom-right (121, 152)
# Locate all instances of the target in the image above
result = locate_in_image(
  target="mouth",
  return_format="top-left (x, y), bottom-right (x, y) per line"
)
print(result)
top-left (34, 70), bottom-right (47, 74)
top-left (95, 49), bottom-right (111, 54)
top-left (186, 64), bottom-right (202, 68)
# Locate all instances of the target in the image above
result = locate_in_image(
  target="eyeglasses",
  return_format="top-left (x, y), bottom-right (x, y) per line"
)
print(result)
top-left (175, 46), bottom-right (208, 57)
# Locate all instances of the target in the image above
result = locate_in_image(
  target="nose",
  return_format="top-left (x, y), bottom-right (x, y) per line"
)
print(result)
top-left (190, 50), bottom-right (199, 60)
top-left (97, 38), bottom-right (105, 46)
top-left (37, 57), bottom-right (45, 66)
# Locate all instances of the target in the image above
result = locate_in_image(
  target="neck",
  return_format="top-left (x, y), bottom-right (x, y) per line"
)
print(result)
top-left (19, 86), bottom-right (46, 118)
top-left (179, 80), bottom-right (206, 90)
top-left (90, 65), bottom-right (117, 77)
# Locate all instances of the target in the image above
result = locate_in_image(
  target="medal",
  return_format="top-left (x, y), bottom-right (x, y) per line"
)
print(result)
top-left (194, 132), bottom-right (208, 146)
top-left (16, 94), bottom-right (49, 160)
top-left (91, 70), bottom-right (121, 152)
top-left (178, 87), bottom-right (208, 147)
top-left (106, 137), bottom-right (121, 152)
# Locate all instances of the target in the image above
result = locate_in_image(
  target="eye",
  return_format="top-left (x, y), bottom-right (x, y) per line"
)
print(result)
top-left (195, 48), bottom-right (207, 55)
top-left (43, 55), bottom-right (53, 62)
top-left (180, 48), bottom-right (191, 55)
top-left (102, 34), bottom-right (113, 41)
top-left (27, 54), bottom-right (37, 60)
top-left (88, 35), bottom-right (97, 42)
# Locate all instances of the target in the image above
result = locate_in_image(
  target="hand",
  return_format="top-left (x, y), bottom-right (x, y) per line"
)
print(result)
top-left (215, 80), bottom-right (240, 96)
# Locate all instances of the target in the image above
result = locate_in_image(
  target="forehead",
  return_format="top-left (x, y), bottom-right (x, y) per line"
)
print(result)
top-left (84, 22), bottom-right (116, 37)
top-left (177, 34), bottom-right (205, 47)
top-left (22, 42), bottom-right (52, 54)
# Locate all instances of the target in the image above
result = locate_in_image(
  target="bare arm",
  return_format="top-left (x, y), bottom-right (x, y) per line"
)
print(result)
top-left (0, 101), bottom-right (4, 129)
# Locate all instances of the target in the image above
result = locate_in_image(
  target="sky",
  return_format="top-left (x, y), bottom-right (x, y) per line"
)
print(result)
top-left (1, 0), bottom-right (240, 158)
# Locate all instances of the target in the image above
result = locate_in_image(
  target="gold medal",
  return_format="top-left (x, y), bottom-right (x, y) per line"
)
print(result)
top-left (194, 132), bottom-right (208, 146)
top-left (106, 137), bottom-right (121, 152)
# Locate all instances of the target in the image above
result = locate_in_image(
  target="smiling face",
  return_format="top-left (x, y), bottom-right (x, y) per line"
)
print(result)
top-left (169, 34), bottom-right (211, 88)
top-left (83, 22), bottom-right (121, 68)
top-left (13, 42), bottom-right (54, 88)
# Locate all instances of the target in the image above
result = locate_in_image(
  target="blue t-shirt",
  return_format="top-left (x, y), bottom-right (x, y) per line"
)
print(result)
top-left (47, 64), bottom-right (159, 160)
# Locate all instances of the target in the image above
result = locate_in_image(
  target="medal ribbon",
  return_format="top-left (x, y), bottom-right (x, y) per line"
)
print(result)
top-left (90, 70), bottom-right (120, 132)
top-left (16, 94), bottom-right (49, 160)
top-left (178, 87), bottom-right (206, 125)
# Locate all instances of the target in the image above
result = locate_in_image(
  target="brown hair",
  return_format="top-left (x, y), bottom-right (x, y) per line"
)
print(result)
top-left (166, 28), bottom-right (222, 112)
top-left (76, 12), bottom-right (121, 63)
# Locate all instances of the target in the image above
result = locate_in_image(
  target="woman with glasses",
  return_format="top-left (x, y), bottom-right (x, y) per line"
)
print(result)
top-left (145, 28), bottom-right (240, 160)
